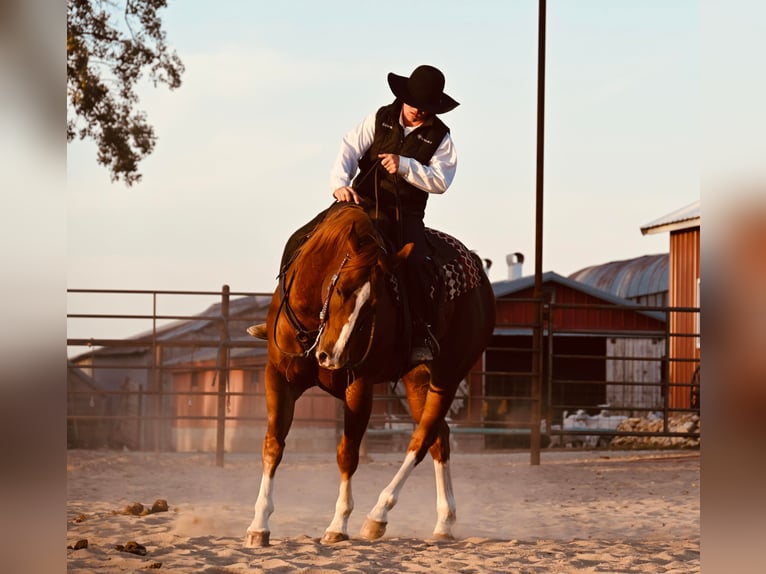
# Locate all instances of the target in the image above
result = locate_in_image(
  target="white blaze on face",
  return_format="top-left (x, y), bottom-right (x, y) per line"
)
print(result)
top-left (332, 281), bottom-right (371, 360)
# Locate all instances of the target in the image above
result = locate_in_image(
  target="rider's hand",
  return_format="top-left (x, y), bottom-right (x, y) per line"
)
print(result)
top-left (377, 153), bottom-right (400, 175)
top-left (333, 186), bottom-right (360, 204)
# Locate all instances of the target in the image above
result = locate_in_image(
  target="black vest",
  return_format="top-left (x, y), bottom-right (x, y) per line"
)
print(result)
top-left (353, 101), bottom-right (450, 218)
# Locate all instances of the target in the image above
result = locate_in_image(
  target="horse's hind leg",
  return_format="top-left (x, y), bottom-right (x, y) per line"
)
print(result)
top-left (245, 363), bottom-right (300, 547)
top-left (322, 378), bottom-right (373, 544)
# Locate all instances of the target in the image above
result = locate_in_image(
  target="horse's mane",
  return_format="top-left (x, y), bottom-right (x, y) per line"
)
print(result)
top-left (299, 204), bottom-right (382, 272)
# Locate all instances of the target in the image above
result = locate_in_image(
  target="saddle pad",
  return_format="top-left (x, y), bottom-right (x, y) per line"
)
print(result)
top-left (425, 227), bottom-right (485, 302)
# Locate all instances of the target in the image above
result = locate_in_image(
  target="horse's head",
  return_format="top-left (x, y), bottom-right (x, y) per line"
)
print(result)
top-left (313, 211), bottom-right (411, 371)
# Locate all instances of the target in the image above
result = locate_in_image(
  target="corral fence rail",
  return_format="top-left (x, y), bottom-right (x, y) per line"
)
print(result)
top-left (67, 287), bottom-right (700, 465)
top-left (544, 301), bottom-right (700, 448)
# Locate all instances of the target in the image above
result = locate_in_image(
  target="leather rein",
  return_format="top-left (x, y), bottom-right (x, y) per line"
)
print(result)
top-left (272, 251), bottom-right (377, 370)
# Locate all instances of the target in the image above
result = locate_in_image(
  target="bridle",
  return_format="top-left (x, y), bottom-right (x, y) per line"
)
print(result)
top-left (273, 251), bottom-right (377, 369)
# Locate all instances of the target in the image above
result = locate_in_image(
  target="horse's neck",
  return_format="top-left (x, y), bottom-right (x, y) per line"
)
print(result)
top-left (289, 248), bottom-right (342, 311)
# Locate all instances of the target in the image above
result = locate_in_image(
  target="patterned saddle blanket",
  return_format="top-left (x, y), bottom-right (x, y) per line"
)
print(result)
top-left (424, 227), bottom-right (486, 302)
top-left (386, 228), bottom-right (485, 305)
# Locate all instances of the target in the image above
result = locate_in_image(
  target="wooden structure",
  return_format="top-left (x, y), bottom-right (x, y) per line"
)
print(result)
top-left (641, 200), bottom-right (700, 409)
top-left (487, 272), bottom-right (667, 446)
top-left (67, 362), bottom-right (111, 448)
top-left (69, 294), bottom-right (273, 452)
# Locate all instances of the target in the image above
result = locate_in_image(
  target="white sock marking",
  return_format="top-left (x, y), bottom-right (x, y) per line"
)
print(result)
top-left (325, 478), bottom-right (353, 536)
top-left (247, 473), bottom-right (274, 534)
top-left (433, 459), bottom-right (457, 537)
top-left (367, 450), bottom-right (418, 524)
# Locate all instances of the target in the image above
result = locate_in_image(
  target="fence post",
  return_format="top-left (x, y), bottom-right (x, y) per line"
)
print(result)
top-left (530, 0), bottom-right (547, 466)
top-left (530, 298), bottom-right (543, 465)
top-left (137, 384), bottom-right (144, 450)
top-left (663, 307), bottom-right (671, 433)
top-left (152, 292), bottom-right (161, 453)
top-left (215, 285), bottom-right (231, 467)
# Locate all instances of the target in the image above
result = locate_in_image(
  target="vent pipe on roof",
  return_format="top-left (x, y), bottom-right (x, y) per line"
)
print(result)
top-left (506, 252), bottom-right (525, 280)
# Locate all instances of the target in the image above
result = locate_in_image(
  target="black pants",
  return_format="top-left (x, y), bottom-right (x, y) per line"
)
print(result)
top-left (399, 214), bottom-right (431, 329)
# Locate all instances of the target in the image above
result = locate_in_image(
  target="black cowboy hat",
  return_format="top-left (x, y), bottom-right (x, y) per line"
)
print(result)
top-left (387, 65), bottom-right (459, 114)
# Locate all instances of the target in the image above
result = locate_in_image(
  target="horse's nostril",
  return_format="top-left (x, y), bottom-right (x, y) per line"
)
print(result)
top-left (317, 351), bottom-right (328, 364)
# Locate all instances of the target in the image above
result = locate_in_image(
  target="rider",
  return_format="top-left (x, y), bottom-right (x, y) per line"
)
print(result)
top-left (249, 64), bottom-right (459, 363)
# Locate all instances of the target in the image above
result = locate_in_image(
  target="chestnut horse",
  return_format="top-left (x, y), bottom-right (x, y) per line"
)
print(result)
top-left (245, 202), bottom-right (495, 546)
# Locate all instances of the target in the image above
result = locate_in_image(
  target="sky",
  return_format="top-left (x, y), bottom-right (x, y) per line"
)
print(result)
top-left (66, 0), bottom-right (700, 341)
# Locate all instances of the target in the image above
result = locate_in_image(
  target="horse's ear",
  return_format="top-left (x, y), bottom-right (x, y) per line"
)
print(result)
top-left (379, 242), bottom-right (413, 273)
top-left (397, 242), bottom-right (414, 261)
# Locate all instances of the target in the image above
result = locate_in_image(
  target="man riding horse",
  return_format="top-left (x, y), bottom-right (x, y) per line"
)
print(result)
top-left (249, 64), bottom-right (459, 363)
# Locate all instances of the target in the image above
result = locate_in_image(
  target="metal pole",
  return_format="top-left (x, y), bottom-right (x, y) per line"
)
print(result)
top-left (215, 285), bottom-right (231, 467)
top-left (663, 307), bottom-right (671, 434)
top-left (152, 292), bottom-right (161, 452)
top-left (530, 0), bottom-right (547, 466)
top-left (137, 384), bottom-right (143, 450)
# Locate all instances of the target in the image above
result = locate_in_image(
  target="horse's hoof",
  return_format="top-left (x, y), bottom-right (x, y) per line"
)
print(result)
top-left (320, 531), bottom-right (349, 544)
top-left (360, 519), bottom-right (387, 540)
top-left (245, 530), bottom-right (270, 547)
top-left (430, 532), bottom-right (455, 541)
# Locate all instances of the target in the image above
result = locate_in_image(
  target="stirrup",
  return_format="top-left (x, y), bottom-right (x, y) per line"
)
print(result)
top-left (409, 324), bottom-right (438, 364)
top-left (410, 344), bottom-right (434, 363)
top-left (247, 323), bottom-right (268, 340)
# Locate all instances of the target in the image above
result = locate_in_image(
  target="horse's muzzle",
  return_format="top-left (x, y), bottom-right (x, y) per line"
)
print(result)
top-left (316, 349), bottom-right (344, 370)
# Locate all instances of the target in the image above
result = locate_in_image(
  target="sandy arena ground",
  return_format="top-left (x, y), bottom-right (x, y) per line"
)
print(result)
top-left (66, 448), bottom-right (699, 573)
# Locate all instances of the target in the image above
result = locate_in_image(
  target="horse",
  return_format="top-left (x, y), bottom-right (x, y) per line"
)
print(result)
top-left (245, 202), bottom-right (496, 546)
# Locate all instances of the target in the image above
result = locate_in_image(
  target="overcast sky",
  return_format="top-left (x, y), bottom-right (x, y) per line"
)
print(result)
top-left (67, 0), bottom-right (700, 340)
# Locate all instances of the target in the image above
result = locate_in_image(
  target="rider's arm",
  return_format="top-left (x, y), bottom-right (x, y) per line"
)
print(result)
top-left (329, 112), bottom-right (376, 194)
top-left (397, 131), bottom-right (457, 195)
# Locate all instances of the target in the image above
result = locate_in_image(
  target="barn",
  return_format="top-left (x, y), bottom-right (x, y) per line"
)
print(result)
top-left (482, 267), bottom-right (668, 448)
top-left (68, 294), bottom-right (273, 452)
top-left (569, 253), bottom-right (669, 307)
top-left (641, 200), bottom-right (700, 409)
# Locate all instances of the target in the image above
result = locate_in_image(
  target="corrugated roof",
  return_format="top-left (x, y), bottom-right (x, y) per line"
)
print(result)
top-left (641, 200), bottom-right (700, 235)
top-left (141, 295), bottom-right (272, 342)
top-left (492, 271), bottom-right (665, 322)
top-left (69, 294), bottom-right (272, 361)
top-left (568, 254), bottom-right (668, 299)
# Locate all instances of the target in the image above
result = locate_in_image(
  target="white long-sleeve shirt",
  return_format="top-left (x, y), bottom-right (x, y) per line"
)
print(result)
top-left (329, 110), bottom-right (457, 196)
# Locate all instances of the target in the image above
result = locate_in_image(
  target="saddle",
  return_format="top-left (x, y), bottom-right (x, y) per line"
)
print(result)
top-left (278, 204), bottom-right (486, 354)
top-left (382, 226), bottom-right (485, 334)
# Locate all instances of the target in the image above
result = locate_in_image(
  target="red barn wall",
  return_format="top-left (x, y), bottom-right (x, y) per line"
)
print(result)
top-left (669, 227), bottom-right (701, 408)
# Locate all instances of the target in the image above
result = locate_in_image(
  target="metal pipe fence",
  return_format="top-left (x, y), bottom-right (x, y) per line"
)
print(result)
top-left (67, 287), bottom-right (700, 465)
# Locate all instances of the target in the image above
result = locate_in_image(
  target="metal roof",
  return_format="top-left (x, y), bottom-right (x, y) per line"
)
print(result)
top-left (492, 271), bottom-right (665, 322)
top-left (567, 254), bottom-right (668, 300)
top-left (641, 200), bottom-right (700, 235)
top-left (69, 294), bottom-right (272, 361)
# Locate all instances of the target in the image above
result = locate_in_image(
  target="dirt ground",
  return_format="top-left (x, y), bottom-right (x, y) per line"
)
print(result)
top-left (67, 448), bottom-right (700, 573)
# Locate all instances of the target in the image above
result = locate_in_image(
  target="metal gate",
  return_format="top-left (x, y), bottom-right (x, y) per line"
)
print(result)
top-left (544, 301), bottom-right (700, 449)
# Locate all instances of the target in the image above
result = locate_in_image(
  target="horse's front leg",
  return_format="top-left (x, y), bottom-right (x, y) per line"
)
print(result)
top-left (322, 377), bottom-right (373, 543)
top-left (245, 363), bottom-right (301, 547)
top-left (361, 365), bottom-right (456, 540)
